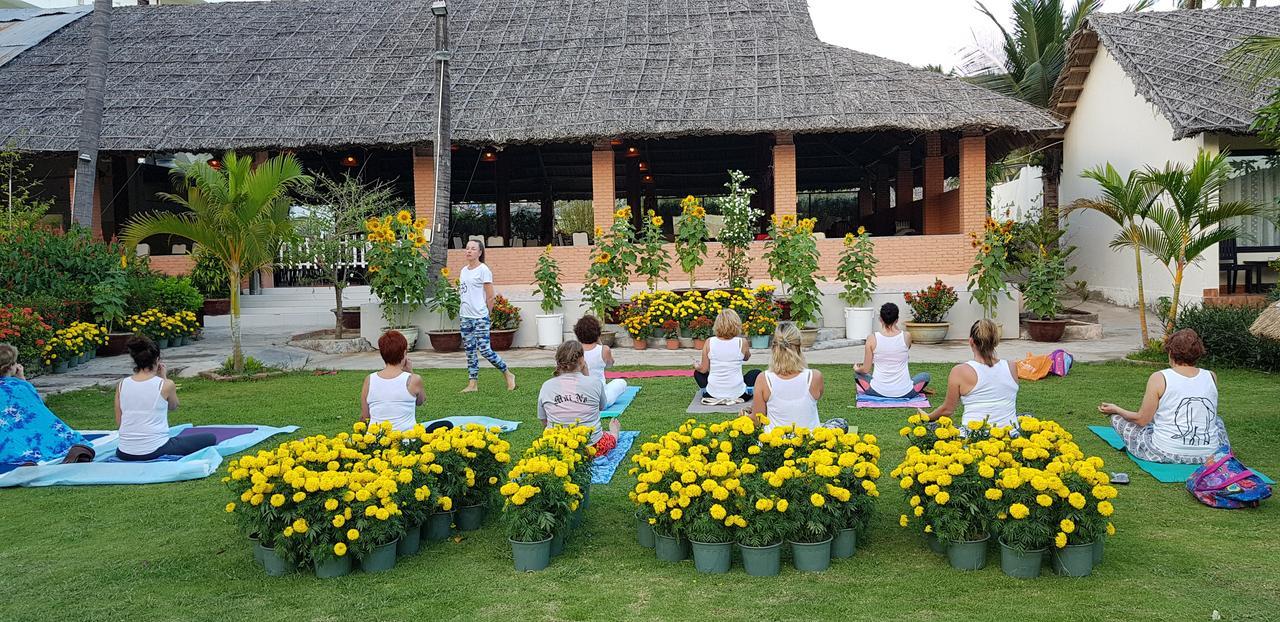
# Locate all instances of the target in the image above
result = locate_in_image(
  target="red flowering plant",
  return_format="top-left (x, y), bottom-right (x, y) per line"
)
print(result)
top-left (0, 305), bottom-right (54, 370)
top-left (490, 294), bottom-right (522, 331)
top-left (660, 318), bottom-right (681, 339)
top-left (688, 316), bottom-right (714, 340)
top-left (903, 279), bottom-right (958, 324)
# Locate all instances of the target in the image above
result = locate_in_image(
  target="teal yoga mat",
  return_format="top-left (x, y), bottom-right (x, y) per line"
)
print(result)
top-left (1086, 425), bottom-right (1275, 485)
top-left (602, 386), bottom-right (641, 419)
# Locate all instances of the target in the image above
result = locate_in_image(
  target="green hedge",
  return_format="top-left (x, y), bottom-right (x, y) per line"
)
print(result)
top-left (1175, 304), bottom-right (1280, 372)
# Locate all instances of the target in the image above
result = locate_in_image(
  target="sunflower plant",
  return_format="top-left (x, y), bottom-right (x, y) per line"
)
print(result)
top-left (836, 226), bottom-right (878, 307)
top-left (365, 210), bottom-right (431, 329)
top-left (966, 217), bottom-right (1015, 320)
top-left (765, 215), bottom-right (825, 328)
top-left (675, 195), bottom-right (709, 288)
top-left (581, 207), bottom-right (638, 319)
top-left (635, 210), bottom-right (670, 290)
top-left (532, 245), bottom-right (564, 314)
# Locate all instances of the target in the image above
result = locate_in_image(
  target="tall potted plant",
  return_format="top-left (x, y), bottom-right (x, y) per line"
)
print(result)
top-left (635, 210), bottom-right (669, 291)
top-left (581, 207), bottom-right (637, 344)
top-left (718, 170), bottom-right (759, 289)
top-left (903, 279), bottom-right (958, 344)
top-left (365, 211), bottom-right (431, 349)
top-left (188, 246), bottom-right (231, 319)
top-left (91, 269), bottom-right (132, 356)
top-left (122, 152), bottom-right (312, 373)
top-left (765, 215), bottom-right (825, 346)
top-left (1022, 245), bottom-right (1069, 342)
top-left (967, 217), bottom-right (1014, 324)
top-left (532, 245), bottom-right (565, 348)
top-left (674, 195), bottom-right (709, 290)
top-left (425, 268), bottom-right (461, 352)
top-left (836, 226), bottom-right (878, 340)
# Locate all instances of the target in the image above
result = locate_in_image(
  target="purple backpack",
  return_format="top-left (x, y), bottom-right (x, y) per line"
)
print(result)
top-left (1187, 447), bottom-right (1272, 509)
top-left (1048, 349), bottom-right (1073, 377)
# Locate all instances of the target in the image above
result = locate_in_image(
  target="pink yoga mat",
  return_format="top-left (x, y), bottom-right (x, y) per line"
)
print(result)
top-left (606, 369), bottom-right (695, 379)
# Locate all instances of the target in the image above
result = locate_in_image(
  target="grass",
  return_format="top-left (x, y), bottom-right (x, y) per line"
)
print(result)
top-left (3, 363), bottom-right (1279, 622)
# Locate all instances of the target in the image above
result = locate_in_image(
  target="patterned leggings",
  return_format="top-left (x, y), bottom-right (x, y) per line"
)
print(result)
top-left (1110, 415), bottom-right (1229, 464)
top-left (461, 316), bottom-right (508, 380)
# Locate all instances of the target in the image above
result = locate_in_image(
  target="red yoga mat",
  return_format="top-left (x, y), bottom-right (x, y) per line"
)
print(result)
top-left (605, 369), bottom-right (695, 379)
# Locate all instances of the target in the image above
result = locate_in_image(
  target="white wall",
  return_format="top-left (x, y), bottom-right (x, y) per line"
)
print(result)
top-left (991, 165), bottom-right (1043, 222)
top-left (1060, 47), bottom-right (1218, 308)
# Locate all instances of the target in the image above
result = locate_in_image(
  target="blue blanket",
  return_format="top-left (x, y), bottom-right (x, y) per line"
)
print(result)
top-left (602, 386), bottom-right (642, 419)
top-left (0, 424), bottom-right (298, 488)
top-left (591, 431), bottom-right (639, 484)
top-left (424, 416), bottom-right (520, 432)
top-left (1086, 425), bottom-right (1275, 485)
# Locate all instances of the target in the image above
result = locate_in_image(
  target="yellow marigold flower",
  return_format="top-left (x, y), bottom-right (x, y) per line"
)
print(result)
top-left (670, 508), bottom-right (683, 520)
top-left (935, 491), bottom-right (950, 505)
top-left (1106, 522), bottom-right (1116, 536)
top-left (1068, 492), bottom-right (1086, 510)
top-left (1054, 532), bottom-right (1068, 548)
top-left (1098, 501), bottom-right (1114, 517)
top-left (1036, 494), bottom-right (1053, 507)
top-left (270, 494), bottom-right (285, 507)
top-left (347, 529), bottom-right (360, 541)
top-left (292, 518), bottom-right (308, 533)
top-left (224, 502), bottom-right (236, 513)
top-left (984, 488), bottom-right (1002, 501)
top-left (899, 514), bottom-right (909, 527)
top-left (440, 496), bottom-right (453, 511)
top-left (710, 504), bottom-right (727, 520)
top-left (1060, 518), bottom-right (1075, 534)
top-left (776, 499), bottom-right (788, 513)
top-left (332, 515), bottom-right (346, 528)
top-left (333, 542), bottom-right (348, 557)
top-left (1008, 503), bottom-right (1030, 520)
top-left (324, 499), bottom-right (339, 511)
top-left (292, 491), bottom-right (306, 503)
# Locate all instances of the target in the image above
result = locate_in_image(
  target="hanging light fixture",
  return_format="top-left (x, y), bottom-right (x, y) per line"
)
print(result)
top-left (642, 174), bottom-right (654, 184)
top-left (207, 158), bottom-right (222, 170)
top-left (625, 145), bottom-right (640, 158)
top-left (638, 161), bottom-right (649, 172)
top-left (341, 155), bottom-right (359, 168)
top-left (481, 147), bottom-right (497, 162)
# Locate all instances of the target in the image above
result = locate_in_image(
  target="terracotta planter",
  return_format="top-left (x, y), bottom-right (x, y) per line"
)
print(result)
top-left (1026, 318), bottom-right (1068, 342)
top-left (203, 298), bottom-right (231, 316)
top-left (692, 338), bottom-right (706, 350)
top-left (904, 321), bottom-right (949, 344)
top-left (632, 338), bottom-right (649, 351)
top-left (490, 329), bottom-right (517, 351)
top-left (799, 328), bottom-right (819, 348)
top-left (98, 332), bottom-right (134, 357)
top-left (428, 330), bottom-right (462, 352)
top-left (665, 338), bottom-right (680, 350)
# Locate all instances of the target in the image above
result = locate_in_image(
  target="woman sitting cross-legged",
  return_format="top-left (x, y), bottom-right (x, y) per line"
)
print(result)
top-left (114, 336), bottom-right (216, 461)
top-left (693, 308), bottom-right (760, 406)
top-left (360, 330), bottom-right (426, 433)
top-left (537, 340), bottom-right (621, 456)
top-left (575, 314), bottom-right (628, 408)
top-left (1099, 329), bottom-right (1229, 464)
top-left (751, 322), bottom-right (845, 433)
top-left (919, 319), bottom-right (1020, 431)
top-left (0, 343), bottom-right (94, 466)
top-left (854, 302), bottom-right (931, 399)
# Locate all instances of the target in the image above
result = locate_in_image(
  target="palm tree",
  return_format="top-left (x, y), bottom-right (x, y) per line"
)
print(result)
top-left (1140, 150), bottom-right (1263, 333)
top-left (963, 0), bottom-right (1100, 109)
top-left (122, 152), bottom-right (312, 372)
top-left (71, 0), bottom-right (112, 231)
top-left (1067, 164), bottom-right (1160, 346)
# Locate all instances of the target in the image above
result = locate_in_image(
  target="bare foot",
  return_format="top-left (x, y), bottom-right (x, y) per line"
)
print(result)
top-left (505, 370), bottom-right (517, 391)
top-left (609, 418), bottom-right (621, 436)
top-left (461, 380), bottom-right (478, 393)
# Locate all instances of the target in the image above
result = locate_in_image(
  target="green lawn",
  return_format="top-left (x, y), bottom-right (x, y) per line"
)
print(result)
top-left (3, 363), bottom-right (1278, 622)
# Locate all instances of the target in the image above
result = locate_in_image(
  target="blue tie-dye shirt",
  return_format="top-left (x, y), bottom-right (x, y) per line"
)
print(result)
top-left (0, 376), bottom-right (86, 464)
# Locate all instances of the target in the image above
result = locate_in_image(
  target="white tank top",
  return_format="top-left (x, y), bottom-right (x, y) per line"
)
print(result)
top-left (763, 370), bottom-right (820, 432)
top-left (869, 331), bottom-right (913, 397)
top-left (117, 376), bottom-right (170, 455)
top-left (706, 337), bottom-right (746, 399)
top-left (583, 344), bottom-right (607, 387)
top-left (1151, 368), bottom-right (1220, 457)
top-left (960, 360), bottom-right (1019, 430)
top-left (367, 372), bottom-right (417, 432)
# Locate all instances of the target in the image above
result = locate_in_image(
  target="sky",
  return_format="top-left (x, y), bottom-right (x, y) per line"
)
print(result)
top-left (24, 0), bottom-right (1280, 72)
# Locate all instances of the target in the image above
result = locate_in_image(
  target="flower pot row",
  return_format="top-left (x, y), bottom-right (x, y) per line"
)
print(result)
top-left (641, 520), bottom-right (860, 576)
top-left (49, 350), bottom-right (98, 374)
top-left (925, 533), bottom-right (1104, 579)
top-left (419, 328), bottom-right (517, 353)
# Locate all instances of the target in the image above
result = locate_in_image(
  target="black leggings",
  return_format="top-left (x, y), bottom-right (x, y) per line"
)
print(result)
top-left (694, 369), bottom-right (762, 401)
top-left (115, 433), bottom-right (217, 462)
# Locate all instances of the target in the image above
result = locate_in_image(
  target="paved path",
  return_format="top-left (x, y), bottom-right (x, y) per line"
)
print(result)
top-left (31, 301), bottom-right (1151, 396)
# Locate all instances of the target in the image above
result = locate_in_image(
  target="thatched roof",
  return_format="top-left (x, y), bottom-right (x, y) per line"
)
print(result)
top-left (1052, 7), bottom-right (1280, 140)
top-left (0, 0), bottom-right (1060, 153)
top-left (1251, 301), bottom-right (1280, 341)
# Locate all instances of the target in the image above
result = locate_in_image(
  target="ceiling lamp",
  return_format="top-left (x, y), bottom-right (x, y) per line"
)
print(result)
top-left (642, 174), bottom-right (654, 184)
top-left (625, 145), bottom-right (640, 158)
top-left (341, 155), bottom-right (359, 167)
top-left (638, 161), bottom-right (649, 172)
top-left (481, 147), bottom-right (497, 162)
top-left (207, 158), bottom-right (222, 170)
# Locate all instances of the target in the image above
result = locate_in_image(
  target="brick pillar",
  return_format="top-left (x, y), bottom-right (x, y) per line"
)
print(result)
top-left (591, 141), bottom-right (615, 234)
top-left (412, 148), bottom-right (436, 225)
top-left (958, 131), bottom-right (987, 235)
top-left (922, 133), bottom-right (944, 235)
top-left (772, 133), bottom-right (797, 218)
top-left (895, 149), bottom-right (913, 226)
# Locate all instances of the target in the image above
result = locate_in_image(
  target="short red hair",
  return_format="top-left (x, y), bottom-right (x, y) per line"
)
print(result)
top-left (1165, 329), bottom-right (1206, 366)
top-left (378, 330), bottom-right (408, 365)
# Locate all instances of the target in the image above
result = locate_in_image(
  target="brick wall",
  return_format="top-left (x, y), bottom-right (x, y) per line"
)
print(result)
top-left (922, 133), bottom-right (945, 234)
top-left (456, 235), bottom-right (976, 286)
top-left (773, 140), bottom-right (797, 217)
top-left (958, 133), bottom-right (987, 235)
top-left (148, 255), bottom-right (195, 276)
top-left (413, 152), bottom-right (435, 225)
top-left (592, 144), bottom-right (615, 231)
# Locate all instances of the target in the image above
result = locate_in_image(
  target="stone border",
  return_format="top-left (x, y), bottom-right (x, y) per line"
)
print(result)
top-left (288, 330), bottom-right (374, 355)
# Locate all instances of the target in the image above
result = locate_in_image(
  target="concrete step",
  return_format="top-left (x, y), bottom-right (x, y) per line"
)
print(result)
top-left (204, 311), bottom-right (336, 330)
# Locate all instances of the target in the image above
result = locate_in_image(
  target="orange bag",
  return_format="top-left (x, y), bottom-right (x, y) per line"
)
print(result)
top-left (1016, 353), bottom-right (1052, 381)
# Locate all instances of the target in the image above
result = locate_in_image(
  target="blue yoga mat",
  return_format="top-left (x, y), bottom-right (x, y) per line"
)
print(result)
top-left (591, 431), bottom-right (639, 484)
top-left (0, 424), bottom-right (298, 488)
top-left (426, 416), bottom-right (520, 433)
top-left (1086, 425), bottom-right (1275, 485)
top-left (602, 386), bottom-right (642, 419)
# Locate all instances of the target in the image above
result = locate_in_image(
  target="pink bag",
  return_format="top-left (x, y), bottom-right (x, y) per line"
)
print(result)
top-left (1049, 349), bottom-right (1073, 377)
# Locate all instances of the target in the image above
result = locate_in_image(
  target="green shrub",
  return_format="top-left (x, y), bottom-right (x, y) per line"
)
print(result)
top-left (153, 276), bottom-right (204, 314)
top-left (188, 248), bottom-right (230, 299)
top-left (1174, 304), bottom-right (1280, 372)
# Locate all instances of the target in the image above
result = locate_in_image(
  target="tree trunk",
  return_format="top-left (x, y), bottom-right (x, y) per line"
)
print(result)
top-left (71, 0), bottom-right (112, 231)
top-left (1133, 246), bottom-right (1149, 347)
top-left (1040, 147), bottom-right (1062, 230)
top-left (228, 269), bottom-right (244, 373)
top-left (333, 279), bottom-right (345, 340)
top-left (426, 11), bottom-right (451, 294)
top-left (1167, 262), bottom-right (1185, 336)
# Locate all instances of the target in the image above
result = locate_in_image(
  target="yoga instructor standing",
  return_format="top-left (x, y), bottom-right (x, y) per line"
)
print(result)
top-left (458, 240), bottom-right (517, 393)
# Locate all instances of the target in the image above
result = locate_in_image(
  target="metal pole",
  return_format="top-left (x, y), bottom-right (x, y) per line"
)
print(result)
top-left (428, 0), bottom-right (452, 281)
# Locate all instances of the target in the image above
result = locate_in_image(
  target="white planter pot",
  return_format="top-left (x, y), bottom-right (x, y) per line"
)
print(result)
top-left (844, 307), bottom-right (874, 341)
top-left (535, 314), bottom-right (564, 348)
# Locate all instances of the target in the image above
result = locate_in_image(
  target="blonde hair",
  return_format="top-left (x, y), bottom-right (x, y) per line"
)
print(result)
top-left (713, 308), bottom-right (743, 339)
top-left (769, 322), bottom-right (806, 375)
top-left (0, 343), bottom-right (16, 376)
top-left (969, 319), bottom-right (1000, 366)
top-left (554, 340), bottom-right (584, 376)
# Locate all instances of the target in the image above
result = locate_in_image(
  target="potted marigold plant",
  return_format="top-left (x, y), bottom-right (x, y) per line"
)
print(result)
top-left (765, 215), bottom-right (825, 346)
top-left (1051, 459), bottom-right (1116, 577)
top-left (674, 195), bottom-right (709, 290)
top-left (455, 424), bottom-right (513, 531)
top-left (836, 226), bottom-right (878, 341)
top-left (532, 245), bottom-right (565, 348)
top-left (737, 470), bottom-right (789, 577)
top-left (425, 268), bottom-right (462, 352)
top-left (993, 466), bottom-right (1058, 579)
top-left (822, 429), bottom-right (882, 559)
top-left (903, 279), bottom-right (958, 344)
top-left (489, 294), bottom-right (521, 351)
top-left (500, 440), bottom-right (583, 571)
top-left (620, 302), bottom-right (653, 349)
top-left (779, 464), bottom-right (841, 572)
top-left (366, 211), bottom-right (430, 348)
